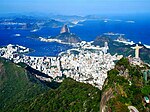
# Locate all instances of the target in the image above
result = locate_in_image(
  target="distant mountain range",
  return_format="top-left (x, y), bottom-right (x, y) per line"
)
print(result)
top-left (0, 15), bottom-right (80, 30)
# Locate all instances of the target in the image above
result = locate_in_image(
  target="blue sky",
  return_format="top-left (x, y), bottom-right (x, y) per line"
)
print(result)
top-left (1, 0), bottom-right (150, 15)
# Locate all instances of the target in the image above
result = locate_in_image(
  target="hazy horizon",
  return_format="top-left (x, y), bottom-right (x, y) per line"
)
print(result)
top-left (1, 0), bottom-right (150, 16)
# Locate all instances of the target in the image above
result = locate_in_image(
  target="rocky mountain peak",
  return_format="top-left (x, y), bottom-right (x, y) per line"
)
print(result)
top-left (60, 25), bottom-right (70, 34)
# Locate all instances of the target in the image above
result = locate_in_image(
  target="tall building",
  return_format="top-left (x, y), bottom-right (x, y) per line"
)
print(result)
top-left (60, 25), bottom-right (70, 34)
top-left (131, 44), bottom-right (143, 59)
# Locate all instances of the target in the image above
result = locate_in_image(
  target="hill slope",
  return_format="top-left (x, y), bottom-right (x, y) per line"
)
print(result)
top-left (101, 58), bottom-right (150, 112)
top-left (15, 78), bottom-right (101, 112)
top-left (53, 32), bottom-right (81, 43)
top-left (0, 58), bottom-right (101, 112)
top-left (0, 58), bottom-right (49, 112)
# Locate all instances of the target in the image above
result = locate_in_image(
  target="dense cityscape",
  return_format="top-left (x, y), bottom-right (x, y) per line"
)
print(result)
top-left (0, 0), bottom-right (150, 112)
top-left (0, 38), bottom-right (122, 90)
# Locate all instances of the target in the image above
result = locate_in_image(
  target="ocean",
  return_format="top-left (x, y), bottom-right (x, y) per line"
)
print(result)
top-left (72, 18), bottom-right (150, 44)
top-left (0, 16), bottom-right (150, 56)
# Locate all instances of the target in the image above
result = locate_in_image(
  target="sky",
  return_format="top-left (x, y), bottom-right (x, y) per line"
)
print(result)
top-left (0, 0), bottom-right (150, 16)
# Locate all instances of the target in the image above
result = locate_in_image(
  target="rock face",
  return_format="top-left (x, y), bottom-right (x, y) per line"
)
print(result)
top-left (60, 25), bottom-right (70, 34)
top-left (52, 24), bottom-right (81, 43)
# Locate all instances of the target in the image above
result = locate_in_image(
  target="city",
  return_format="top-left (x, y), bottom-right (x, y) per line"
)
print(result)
top-left (0, 0), bottom-right (150, 112)
top-left (0, 40), bottom-right (122, 90)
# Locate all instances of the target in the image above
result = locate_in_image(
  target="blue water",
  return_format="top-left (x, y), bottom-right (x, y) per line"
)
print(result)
top-left (71, 19), bottom-right (150, 44)
top-left (0, 29), bottom-right (72, 56)
top-left (0, 17), bottom-right (150, 56)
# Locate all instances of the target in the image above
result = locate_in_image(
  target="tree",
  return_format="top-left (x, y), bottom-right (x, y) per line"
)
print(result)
top-left (141, 85), bottom-right (150, 96)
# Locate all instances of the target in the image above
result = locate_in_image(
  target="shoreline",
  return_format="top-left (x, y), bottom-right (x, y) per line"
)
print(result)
top-left (115, 39), bottom-right (150, 49)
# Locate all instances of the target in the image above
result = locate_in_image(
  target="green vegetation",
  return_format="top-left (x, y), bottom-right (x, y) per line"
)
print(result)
top-left (15, 78), bottom-right (101, 112)
top-left (1, 55), bottom-right (149, 112)
top-left (103, 58), bottom-right (150, 112)
top-left (0, 58), bottom-right (101, 112)
top-left (116, 57), bottom-right (130, 69)
top-left (0, 58), bottom-right (49, 112)
top-left (141, 85), bottom-right (150, 96)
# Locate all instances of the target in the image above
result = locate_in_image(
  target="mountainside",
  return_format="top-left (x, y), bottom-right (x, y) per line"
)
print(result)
top-left (0, 58), bottom-right (101, 112)
top-left (14, 78), bottom-right (101, 112)
top-left (1, 56), bottom-right (150, 112)
top-left (1, 46), bottom-right (149, 112)
top-left (101, 58), bottom-right (150, 112)
top-left (0, 58), bottom-right (49, 112)
top-left (50, 25), bottom-right (81, 43)
top-left (60, 24), bottom-right (70, 34)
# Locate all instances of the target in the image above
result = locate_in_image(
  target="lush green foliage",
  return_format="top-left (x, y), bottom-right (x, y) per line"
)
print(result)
top-left (0, 58), bottom-right (101, 112)
top-left (1, 55), bottom-right (149, 112)
top-left (141, 85), bottom-right (150, 96)
top-left (14, 78), bottom-right (101, 112)
top-left (116, 57), bottom-right (130, 69)
top-left (104, 58), bottom-right (149, 112)
top-left (0, 58), bottom-right (49, 112)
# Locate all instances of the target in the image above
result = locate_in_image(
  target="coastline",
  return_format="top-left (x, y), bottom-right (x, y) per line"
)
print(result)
top-left (39, 37), bottom-right (79, 47)
top-left (115, 39), bottom-right (150, 49)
